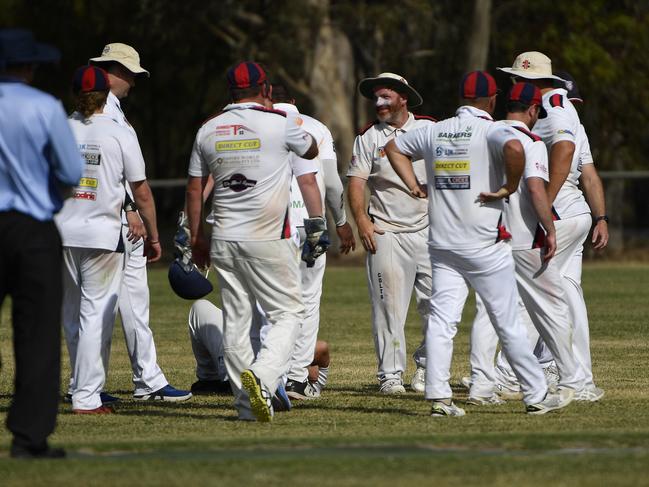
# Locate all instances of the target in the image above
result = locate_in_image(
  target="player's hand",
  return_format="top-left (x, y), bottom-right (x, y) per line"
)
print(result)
top-left (144, 239), bottom-right (162, 263)
top-left (125, 210), bottom-right (146, 243)
top-left (191, 234), bottom-right (211, 270)
top-left (357, 217), bottom-right (384, 254)
top-left (410, 183), bottom-right (427, 198)
top-left (336, 222), bottom-right (356, 254)
top-left (542, 230), bottom-right (557, 263)
top-left (478, 187), bottom-right (510, 203)
top-left (592, 221), bottom-right (609, 250)
top-left (302, 217), bottom-right (330, 267)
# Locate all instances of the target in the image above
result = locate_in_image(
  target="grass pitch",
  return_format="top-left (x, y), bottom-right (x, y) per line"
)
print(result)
top-left (1, 262), bottom-right (648, 486)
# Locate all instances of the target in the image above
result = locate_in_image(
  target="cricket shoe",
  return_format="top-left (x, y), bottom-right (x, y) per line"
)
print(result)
top-left (526, 388), bottom-right (574, 415)
top-left (241, 369), bottom-right (273, 422)
top-left (271, 383), bottom-right (292, 412)
top-left (133, 384), bottom-right (192, 402)
top-left (543, 363), bottom-right (560, 393)
top-left (73, 405), bottom-right (114, 415)
top-left (410, 367), bottom-right (426, 393)
top-left (285, 379), bottom-right (319, 400)
top-left (190, 379), bottom-right (232, 395)
top-left (574, 386), bottom-right (605, 402)
top-left (64, 392), bottom-right (120, 405)
top-left (495, 381), bottom-right (523, 401)
top-left (467, 394), bottom-right (506, 406)
top-left (379, 378), bottom-right (406, 395)
top-left (430, 400), bottom-right (466, 418)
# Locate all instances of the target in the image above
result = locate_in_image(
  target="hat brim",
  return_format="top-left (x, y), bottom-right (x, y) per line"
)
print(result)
top-left (358, 77), bottom-right (423, 107)
top-left (497, 67), bottom-right (566, 83)
top-left (5, 42), bottom-right (60, 65)
top-left (89, 55), bottom-right (150, 78)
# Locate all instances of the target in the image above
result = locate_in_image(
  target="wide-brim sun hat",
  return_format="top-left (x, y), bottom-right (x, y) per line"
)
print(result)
top-left (0, 29), bottom-right (60, 67)
top-left (89, 42), bottom-right (149, 77)
top-left (358, 72), bottom-right (423, 107)
top-left (497, 51), bottom-right (567, 82)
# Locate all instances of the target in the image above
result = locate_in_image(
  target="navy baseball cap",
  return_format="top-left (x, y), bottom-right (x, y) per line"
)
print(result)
top-left (554, 71), bottom-right (582, 103)
top-left (508, 82), bottom-right (547, 117)
top-left (73, 65), bottom-right (110, 93)
top-left (0, 28), bottom-right (60, 69)
top-left (227, 61), bottom-right (267, 89)
top-left (459, 71), bottom-right (498, 99)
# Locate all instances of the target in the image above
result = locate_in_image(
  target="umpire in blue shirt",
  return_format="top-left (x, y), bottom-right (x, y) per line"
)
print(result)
top-left (0, 29), bottom-right (84, 459)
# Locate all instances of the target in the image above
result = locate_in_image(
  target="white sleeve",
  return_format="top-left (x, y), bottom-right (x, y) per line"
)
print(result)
top-left (120, 130), bottom-right (147, 182)
top-left (486, 123), bottom-right (518, 155)
top-left (547, 108), bottom-right (577, 146)
top-left (578, 124), bottom-right (594, 169)
top-left (322, 157), bottom-right (346, 226)
top-left (393, 126), bottom-right (432, 160)
top-left (346, 134), bottom-right (372, 180)
top-left (289, 153), bottom-right (318, 177)
top-left (524, 140), bottom-right (549, 182)
top-left (188, 128), bottom-right (209, 177)
top-left (285, 112), bottom-right (315, 157)
top-left (318, 126), bottom-right (336, 160)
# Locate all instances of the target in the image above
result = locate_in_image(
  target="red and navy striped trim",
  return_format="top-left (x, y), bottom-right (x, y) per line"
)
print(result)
top-left (358, 120), bottom-right (379, 135)
top-left (249, 106), bottom-right (287, 117)
top-left (551, 206), bottom-right (560, 221)
top-left (413, 114), bottom-right (437, 122)
top-left (496, 214), bottom-right (512, 242)
top-left (512, 125), bottom-right (541, 142)
top-left (532, 223), bottom-right (546, 249)
top-left (549, 94), bottom-right (564, 108)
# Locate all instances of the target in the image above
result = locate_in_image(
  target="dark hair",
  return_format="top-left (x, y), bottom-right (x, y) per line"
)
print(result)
top-left (270, 82), bottom-right (293, 103)
top-left (75, 91), bottom-right (108, 118)
top-left (505, 100), bottom-right (531, 114)
top-left (229, 84), bottom-right (265, 102)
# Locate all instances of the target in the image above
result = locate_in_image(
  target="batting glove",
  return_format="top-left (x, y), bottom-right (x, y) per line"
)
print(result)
top-left (302, 216), bottom-right (329, 268)
top-left (173, 211), bottom-right (192, 259)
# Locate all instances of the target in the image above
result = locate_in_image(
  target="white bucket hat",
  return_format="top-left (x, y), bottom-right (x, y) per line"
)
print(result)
top-left (497, 51), bottom-right (566, 82)
top-left (358, 72), bottom-right (423, 107)
top-left (89, 43), bottom-right (149, 77)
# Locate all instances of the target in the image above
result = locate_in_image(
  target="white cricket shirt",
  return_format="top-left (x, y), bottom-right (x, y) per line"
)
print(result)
top-left (394, 106), bottom-right (518, 250)
top-left (188, 102), bottom-right (317, 241)
top-left (347, 112), bottom-right (435, 233)
top-left (499, 120), bottom-right (550, 250)
top-left (56, 112), bottom-right (147, 251)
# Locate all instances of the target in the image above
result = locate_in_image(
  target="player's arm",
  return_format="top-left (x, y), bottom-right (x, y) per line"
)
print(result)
top-left (286, 112), bottom-right (318, 160)
top-left (348, 176), bottom-right (383, 254)
top-left (123, 192), bottom-right (146, 243)
top-left (296, 172), bottom-right (323, 218)
top-left (129, 179), bottom-right (161, 263)
top-left (546, 140), bottom-right (575, 203)
top-left (322, 156), bottom-right (355, 254)
top-left (527, 177), bottom-right (557, 262)
top-left (580, 164), bottom-right (608, 250)
top-left (385, 139), bottom-right (426, 198)
top-left (187, 175), bottom-right (210, 269)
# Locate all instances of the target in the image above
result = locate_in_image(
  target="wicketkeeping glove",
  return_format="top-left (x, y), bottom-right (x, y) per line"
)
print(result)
top-left (173, 211), bottom-right (192, 260)
top-left (301, 216), bottom-right (330, 268)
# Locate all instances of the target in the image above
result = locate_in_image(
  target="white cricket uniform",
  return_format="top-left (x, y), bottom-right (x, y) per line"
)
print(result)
top-left (57, 112), bottom-right (145, 410)
top-left (347, 113), bottom-right (433, 384)
top-left (394, 106), bottom-right (546, 406)
top-left (274, 103), bottom-right (345, 384)
top-left (534, 91), bottom-right (595, 388)
top-left (188, 101), bottom-right (317, 418)
top-left (103, 92), bottom-right (168, 395)
top-left (468, 120), bottom-right (584, 398)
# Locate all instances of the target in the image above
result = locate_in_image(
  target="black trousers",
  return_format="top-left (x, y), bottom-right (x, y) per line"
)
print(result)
top-left (0, 211), bottom-right (62, 449)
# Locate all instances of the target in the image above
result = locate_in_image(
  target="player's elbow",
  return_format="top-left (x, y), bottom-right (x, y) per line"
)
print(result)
top-left (301, 136), bottom-right (319, 160)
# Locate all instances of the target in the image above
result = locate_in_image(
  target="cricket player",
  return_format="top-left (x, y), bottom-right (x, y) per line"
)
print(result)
top-left (89, 43), bottom-right (191, 401)
top-left (385, 71), bottom-right (573, 416)
top-left (467, 82), bottom-right (583, 404)
top-left (272, 82), bottom-right (355, 400)
top-left (347, 72), bottom-right (433, 395)
top-left (57, 65), bottom-right (160, 414)
top-left (186, 61), bottom-right (326, 422)
top-left (498, 53), bottom-right (605, 401)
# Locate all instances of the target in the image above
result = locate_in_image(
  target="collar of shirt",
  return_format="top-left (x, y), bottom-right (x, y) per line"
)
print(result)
top-left (223, 101), bottom-right (266, 111)
top-left (273, 102), bottom-right (299, 114)
top-left (376, 112), bottom-right (415, 137)
top-left (501, 119), bottom-right (529, 130)
top-left (456, 105), bottom-right (493, 120)
top-left (107, 91), bottom-right (123, 114)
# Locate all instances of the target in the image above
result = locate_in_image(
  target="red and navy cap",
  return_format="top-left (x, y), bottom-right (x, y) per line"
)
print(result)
top-left (226, 61), bottom-right (267, 89)
top-left (459, 71), bottom-right (498, 99)
top-left (509, 82), bottom-right (542, 106)
top-left (73, 65), bottom-right (110, 93)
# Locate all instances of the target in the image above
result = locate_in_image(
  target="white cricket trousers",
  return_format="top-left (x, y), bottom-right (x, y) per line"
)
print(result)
top-left (469, 247), bottom-right (585, 396)
top-left (366, 228), bottom-right (430, 382)
top-left (62, 248), bottom-right (124, 410)
top-left (287, 252), bottom-right (326, 383)
top-left (212, 239), bottom-right (303, 418)
top-left (118, 229), bottom-right (167, 395)
top-left (426, 242), bottom-right (546, 406)
top-left (188, 299), bottom-right (227, 382)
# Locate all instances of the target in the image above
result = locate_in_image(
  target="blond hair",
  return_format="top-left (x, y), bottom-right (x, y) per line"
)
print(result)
top-left (74, 91), bottom-right (108, 119)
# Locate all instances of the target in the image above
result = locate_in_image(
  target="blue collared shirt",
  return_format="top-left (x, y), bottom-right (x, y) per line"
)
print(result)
top-left (0, 77), bottom-right (84, 221)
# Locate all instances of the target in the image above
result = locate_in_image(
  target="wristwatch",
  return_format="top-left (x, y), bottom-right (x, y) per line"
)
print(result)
top-left (124, 201), bottom-right (138, 212)
top-left (594, 215), bottom-right (609, 223)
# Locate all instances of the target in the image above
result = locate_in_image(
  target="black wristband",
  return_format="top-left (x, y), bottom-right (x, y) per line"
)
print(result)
top-left (594, 215), bottom-right (609, 223)
top-left (124, 201), bottom-right (138, 212)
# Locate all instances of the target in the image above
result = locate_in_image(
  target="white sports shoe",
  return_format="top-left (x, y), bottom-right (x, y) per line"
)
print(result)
top-left (410, 367), bottom-right (425, 393)
top-left (467, 394), bottom-right (506, 406)
top-left (574, 386), bottom-right (605, 402)
top-left (460, 376), bottom-right (472, 389)
top-left (526, 388), bottom-right (574, 415)
top-left (430, 400), bottom-right (466, 418)
top-left (379, 378), bottom-right (406, 395)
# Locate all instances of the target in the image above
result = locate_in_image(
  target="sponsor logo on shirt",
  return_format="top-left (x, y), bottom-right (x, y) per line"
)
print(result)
top-left (78, 177), bottom-right (98, 188)
top-left (434, 160), bottom-right (470, 172)
top-left (215, 139), bottom-right (261, 151)
top-left (434, 175), bottom-right (471, 190)
top-left (215, 124), bottom-right (254, 136)
top-left (350, 155), bottom-right (358, 167)
top-left (79, 144), bottom-right (101, 165)
top-left (535, 161), bottom-right (548, 174)
top-left (74, 190), bottom-right (97, 201)
top-left (438, 126), bottom-right (473, 140)
top-left (556, 129), bottom-right (574, 136)
top-left (377, 146), bottom-right (386, 158)
top-left (222, 174), bottom-right (257, 192)
top-left (435, 146), bottom-right (469, 157)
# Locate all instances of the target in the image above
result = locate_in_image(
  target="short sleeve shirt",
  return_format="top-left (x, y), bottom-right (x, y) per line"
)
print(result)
top-left (56, 113), bottom-right (146, 251)
top-left (188, 102), bottom-right (316, 241)
top-left (347, 113), bottom-right (433, 233)
top-left (395, 106), bottom-right (517, 250)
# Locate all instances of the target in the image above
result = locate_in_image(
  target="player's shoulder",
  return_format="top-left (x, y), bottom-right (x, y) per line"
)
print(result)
top-left (412, 114), bottom-right (437, 124)
top-left (357, 119), bottom-right (379, 136)
top-left (511, 125), bottom-right (542, 142)
top-left (249, 105), bottom-right (287, 117)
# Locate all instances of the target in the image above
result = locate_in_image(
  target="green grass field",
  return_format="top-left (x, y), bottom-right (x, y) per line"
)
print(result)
top-left (1, 262), bottom-right (648, 486)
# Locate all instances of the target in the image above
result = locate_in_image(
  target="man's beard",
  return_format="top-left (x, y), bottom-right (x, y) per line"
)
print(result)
top-left (376, 104), bottom-right (400, 124)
